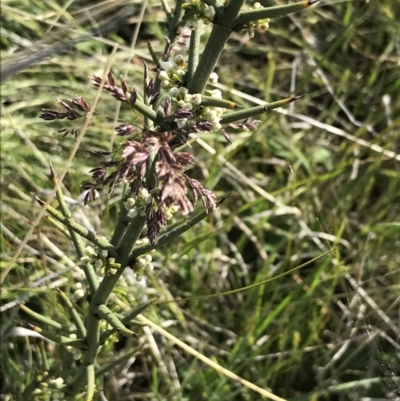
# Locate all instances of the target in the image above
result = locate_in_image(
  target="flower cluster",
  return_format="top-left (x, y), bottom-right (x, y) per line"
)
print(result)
top-left (158, 54), bottom-right (225, 132)
top-left (237, 2), bottom-right (270, 38)
top-left (81, 246), bottom-right (121, 277)
top-left (182, 1), bottom-right (216, 29)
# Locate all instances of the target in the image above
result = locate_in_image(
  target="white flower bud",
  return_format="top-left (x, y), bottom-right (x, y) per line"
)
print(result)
top-left (160, 60), bottom-right (174, 72)
top-left (191, 93), bottom-right (202, 105)
top-left (145, 263), bottom-right (154, 272)
top-left (139, 188), bottom-right (149, 199)
top-left (169, 87), bottom-right (180, 98)
top-left (176, 118), bottom-right (188, 128)
top-left (126, 197), bottom-right (136, 207)
top-left (159, 71), bottom-right (169, 81)
top-left (170, 205), bottom-right (180, 213)
top-left (84, 246), bottom-right (96, 257)
top-left (161, 79), bottom-right (170, 88)
top-left (127, 208), bottom-right (138, 218)
top-left (173, 54), bottom-right (185, 64)
top-left (204, 6), bottom-right (216, 20)
top-left (186, 19), bottom-right (198, 30)
top-left (209, 72), bottom-right (218, 83)
top-left (208, 89), bottom-right (222, 99)
top-left (179, 87), bottom-right (189, 97)
top-left (212, 122), bottom-right (222, 131)
top-left (144, 254), bottom-right (152, 263)
top-left (102, 250), bottom-right (108, 258)
top-left (254, 2), bottom-right (262, 9)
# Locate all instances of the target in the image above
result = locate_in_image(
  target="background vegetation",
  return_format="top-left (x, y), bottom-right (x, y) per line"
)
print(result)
top-left (1, 0), bottom-right (399, 400)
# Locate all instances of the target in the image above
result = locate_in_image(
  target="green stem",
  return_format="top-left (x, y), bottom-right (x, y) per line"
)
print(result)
top-left (33, 195), bottom-right (117, 258)
top-left (86, 364), bottom-right (95, 401)
top-left (110, 205), bottom-right (130, 247)
top-left (94, 304), bottom-right (137, 337)
top-left (57, 289), bottom-right (87, 338)
top-left (49, 164), bottom-right (99, 294)
top-left (31, 325), bottom-right (88, 349)
top-left (20, 303), bottom-right (64, 331)
top-left (99, 299), bottom-right (156, 343)
top-left (187, 24), bottom-right (231, 94)
top-left (219, 96), bottom-right (302, 124)
top-left (50, 163), bottom-right (86, 259)
top-left (202, 95), bottom-right (241, 110)
top-left (148, 41), bottom-right (161, 68)
top-left (235, 1), bottom-right (318, 26)
top-left (187, 20), bottom-right (203, 85)
top-left (160, 0), bottom-right (173, 22)
top-left (65, 315), bottom-right (100, 397)
top-left (90, 215), bottom-right (146, 309)
top-left (187, 0), bottom-right (247, 94)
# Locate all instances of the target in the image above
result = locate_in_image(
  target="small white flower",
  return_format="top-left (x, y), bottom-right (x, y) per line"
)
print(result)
top-left (259, 22), bottom-right (269, 30)
top-left (74, 289), bottom-right (85, 300)
top-left (75, 282), bottom-right (83, 290)
top-left (208, 89), bottom-right (222, 98)
top-left (179, 87), bottom-right (189, 97)
top-left (139, 188), bottom-right (149, 199)
top-left (191, 93), bottom-right (202, 105)
top-left (108, 257), bottom-right (115, 264)
top-left (177, 100), bottom-right (186, 108)
top-left (145, 263), bottom-right (154, 272)
top-left (204, 5), bottom-right (216, 20)
top-left (125, 197), bottom-right (136, 208)
top-left (176, 118), bottom-right (188, 128)
top-left (254, 2), bottom-right (262, 9)
top-left (169, 87), bottom-right (180, 98)
top-left (101, 250), bottom-right (108, 258)
top-left (206, 109), bottom-right (217, 120)
top-left (160, 60), bottom-right (174, 72)
top-left (184, 94), bottom-right (193, 102)
top-left (212, 122), bottom-right (222, 131)
top-left (144, 254), bottom-right (152, 263)
top-left (80, 255), bottom-right (91, 264)
top-left (209, 72), bottom-right (218, 83)
top-left (173, 54), bottom-right (185, 64)
top-left (161, 79), bottom-right (170, 88)
top-left (128, 208), bottom-right (138, 218)
top-left (84, 246), bottom-right (96, 257)
top-left (158, 70), bottom-right (169, 81)
top-left (170, 205), bottom-right (180, 213)
top-left (186, 19), bottom-right (198, 30)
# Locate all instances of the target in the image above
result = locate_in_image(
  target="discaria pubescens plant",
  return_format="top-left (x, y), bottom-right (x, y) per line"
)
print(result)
top-left (30, 1), bottom-right (320, 399)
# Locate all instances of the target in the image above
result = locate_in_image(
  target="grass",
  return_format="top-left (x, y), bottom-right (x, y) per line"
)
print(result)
top-left (1, 0), bottom-right (400, 400)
